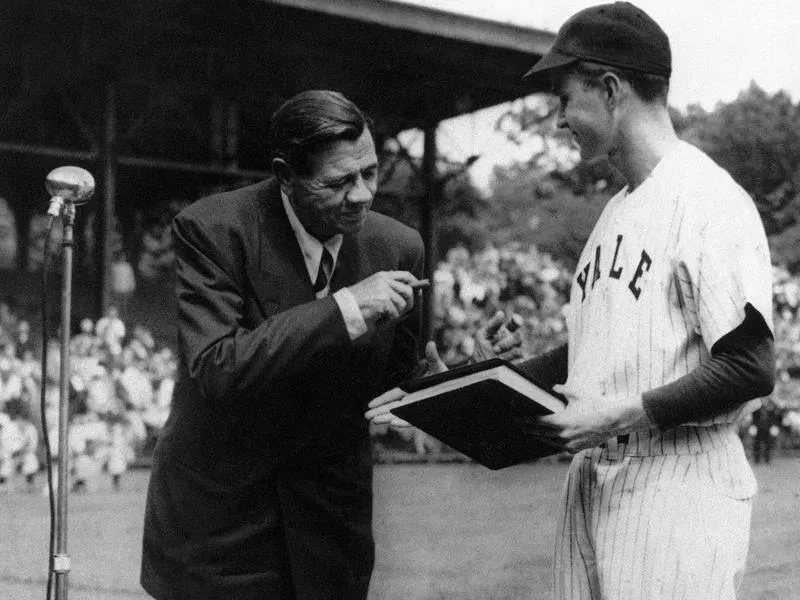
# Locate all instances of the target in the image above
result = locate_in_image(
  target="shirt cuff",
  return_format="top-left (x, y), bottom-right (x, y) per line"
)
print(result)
top-left (333, 288), bottom-right (368, 341)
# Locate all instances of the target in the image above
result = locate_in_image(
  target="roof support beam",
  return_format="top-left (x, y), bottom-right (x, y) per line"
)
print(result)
top-left (96, 81), bottom-right (117, 316)
top-left (421, 123), bottom-right (438, 345)
top-left (261, 0), bottom-right (553, 55)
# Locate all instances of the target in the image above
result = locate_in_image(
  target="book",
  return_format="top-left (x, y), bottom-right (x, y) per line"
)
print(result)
top-left (389, 358), bottom-right (567, 470)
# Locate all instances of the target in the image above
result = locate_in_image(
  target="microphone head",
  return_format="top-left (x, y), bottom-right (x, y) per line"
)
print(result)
top-left (45, 166), bottom-right (95, 205)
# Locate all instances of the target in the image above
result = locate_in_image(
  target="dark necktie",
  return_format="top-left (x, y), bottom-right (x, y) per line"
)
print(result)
top-left (313, 247), bottom-right (334, 294)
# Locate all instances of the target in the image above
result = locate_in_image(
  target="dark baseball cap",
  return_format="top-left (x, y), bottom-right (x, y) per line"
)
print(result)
top-left (523, 2), bottom-right (671, 80)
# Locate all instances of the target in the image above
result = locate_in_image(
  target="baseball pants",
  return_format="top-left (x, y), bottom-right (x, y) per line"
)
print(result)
top-left (552, 426), bottom-right (753, 600)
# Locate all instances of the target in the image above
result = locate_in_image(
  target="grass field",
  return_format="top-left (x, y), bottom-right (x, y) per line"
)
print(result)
top-left (1, 457), bottom-right (798, 600)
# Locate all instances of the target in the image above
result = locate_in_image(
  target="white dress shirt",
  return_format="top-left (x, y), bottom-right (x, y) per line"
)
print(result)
top-left (281, 191), bottom-right (367, 340)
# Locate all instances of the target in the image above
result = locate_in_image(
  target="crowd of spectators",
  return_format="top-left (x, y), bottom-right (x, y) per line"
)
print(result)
top-left (0, 302), bottom-right (176, 493)
top-left (3, 244), bottom-right (800, 478)
top-left (431, 243), bottom-right (571, 366)
top-left (765, 264), bottom-right (800, 453)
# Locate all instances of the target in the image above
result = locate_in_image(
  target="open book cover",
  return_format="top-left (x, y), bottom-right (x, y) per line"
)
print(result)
top-left (390, 358), bottom-right (567, 470)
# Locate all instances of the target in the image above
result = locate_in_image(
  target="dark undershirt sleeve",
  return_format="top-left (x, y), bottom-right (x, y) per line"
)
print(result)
top-left (517, 343), bottom-right (569, 391)
top-left (642, 303), bottom-right (775, 430)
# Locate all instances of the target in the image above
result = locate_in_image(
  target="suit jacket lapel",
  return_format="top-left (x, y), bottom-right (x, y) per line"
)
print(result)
top-left (330, 233), bottom-right (364, 292)
top-left (247, 179), bottom-right (316, 315)
top-left (247, 181), bottom-right (379, 336)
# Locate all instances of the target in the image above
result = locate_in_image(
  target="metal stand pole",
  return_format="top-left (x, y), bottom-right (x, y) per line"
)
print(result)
top-left (45, 165), bottom-right (95, 600)
top-left (54, 201), bottom-right (75, 600)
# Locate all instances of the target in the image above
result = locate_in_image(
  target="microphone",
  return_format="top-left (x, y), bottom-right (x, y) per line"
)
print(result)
top-left (45, 166), bottom-right (95, 216)
top-left (42, 165), bottom-right (96, 600)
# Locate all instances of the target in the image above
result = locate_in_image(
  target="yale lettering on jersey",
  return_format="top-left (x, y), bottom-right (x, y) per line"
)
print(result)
top-left (575, 234), bottom-right (653, 301)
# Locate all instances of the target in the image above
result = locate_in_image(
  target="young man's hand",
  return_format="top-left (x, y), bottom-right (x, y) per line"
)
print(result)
top-left (473, 311), bottom-right (524, 362)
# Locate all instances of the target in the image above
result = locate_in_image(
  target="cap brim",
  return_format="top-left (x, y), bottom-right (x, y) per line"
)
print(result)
top-left (522, 48), bottom-right (578, 80)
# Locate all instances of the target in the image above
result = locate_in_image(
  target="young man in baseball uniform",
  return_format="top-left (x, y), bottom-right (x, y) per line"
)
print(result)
top-left (369, 2), bottom-right (775, 599)
top-left (523, 3), bottom-right (774, 598)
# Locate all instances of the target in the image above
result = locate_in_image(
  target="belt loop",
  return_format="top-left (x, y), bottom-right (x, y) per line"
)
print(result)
top-left (605, 434), bottom-right (629, 460)
top-left (605, 436), bottom-right (619, 460)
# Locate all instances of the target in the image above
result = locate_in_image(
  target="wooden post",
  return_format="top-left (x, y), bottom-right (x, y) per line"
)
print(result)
top-left (421, 124), bottom-right (438, 345)
top-left (96, 81), bottom-right (117, 318)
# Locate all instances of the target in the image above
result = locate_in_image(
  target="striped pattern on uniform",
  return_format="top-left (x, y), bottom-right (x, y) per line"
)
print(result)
top-left (563, 142), bottom-right (771, 429)
top-left (552, 141), bottom-right (772, 599)
top-left (554, 441), bottom-right (751, 600)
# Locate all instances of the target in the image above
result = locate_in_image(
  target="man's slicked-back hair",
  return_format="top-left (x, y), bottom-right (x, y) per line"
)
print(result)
top-left (269, 90), bottom-right (373, 175)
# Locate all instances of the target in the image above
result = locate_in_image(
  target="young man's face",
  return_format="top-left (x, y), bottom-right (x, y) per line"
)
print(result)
top-left (286, 127), bottom-right (378, 241)
top-left (554, 71), bottom-right (615, 161)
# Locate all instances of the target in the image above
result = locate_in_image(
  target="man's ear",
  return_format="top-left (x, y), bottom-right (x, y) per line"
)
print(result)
top-left (601, 72), bottom-right (623, 109)
top-left (271, 158), bottom-right (293, 186)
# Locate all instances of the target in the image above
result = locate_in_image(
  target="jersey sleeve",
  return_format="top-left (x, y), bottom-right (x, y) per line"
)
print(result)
top-left (678, 187), bottom-right (773, 350)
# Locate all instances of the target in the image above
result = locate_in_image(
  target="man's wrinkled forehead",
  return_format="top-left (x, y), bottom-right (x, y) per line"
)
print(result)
top-left (307, 128), bottom-right (376, 174)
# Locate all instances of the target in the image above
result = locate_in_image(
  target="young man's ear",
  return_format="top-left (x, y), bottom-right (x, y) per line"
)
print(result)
top-left (601, 72), bottom-right (623, 108)
top-left (271, 158), bottom-right (293, 187)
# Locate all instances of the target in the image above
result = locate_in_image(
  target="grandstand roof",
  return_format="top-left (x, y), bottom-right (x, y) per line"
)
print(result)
top-left (0, 0), bottom-right (554, 169)
top-left (0, 0), bottom-right (554, 317)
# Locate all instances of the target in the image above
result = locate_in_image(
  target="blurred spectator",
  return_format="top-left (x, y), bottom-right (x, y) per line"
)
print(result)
top-left (68, 412), bottom-right (108, 493)
top-left (142, 348), bottom-right (176, 431)
top-left (85, 363), bottom-right (123, 415)
top-left (95, 306), bottom-right (125, 356)
top-left (0, 297), bottom-right (18, 343)
top-left (110, 252), bottom-right (137, 316)
top-left (0, 411), bottom-right (23, 489)
top-left (6, 398), bottom-right (39, 492)
top-left (18, 349), bottom-right (40, 403)
top-left (71, 318), bottom-right (98, 357)
top-left (106, 412), bottom-right (146, 491)
top-left (0, 356), bottom-right (22, 410)
top-left (118, 357), bottom-right (154, 412)
top-left (15, 320), bottom-right (33, 359)
top-left (749, 398), bottom-right (782, 464)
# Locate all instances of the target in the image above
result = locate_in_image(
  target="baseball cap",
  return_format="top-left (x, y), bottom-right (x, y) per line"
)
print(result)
top-left (523, 2), bottom-right (671, 80)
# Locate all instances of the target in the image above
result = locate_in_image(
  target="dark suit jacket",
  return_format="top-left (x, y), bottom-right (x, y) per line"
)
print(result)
top-left (141, 179), bottom-right (423, 600)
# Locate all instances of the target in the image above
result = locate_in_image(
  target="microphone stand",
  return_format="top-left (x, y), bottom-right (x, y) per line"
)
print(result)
top-left (45, 166), bottom-right (95, 600)
top-left (54, 199), bottom-right (75, 600)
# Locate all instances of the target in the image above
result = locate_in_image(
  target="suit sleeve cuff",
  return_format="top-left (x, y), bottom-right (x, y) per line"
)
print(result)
top-left (333, 288), bottom-right (368, 341)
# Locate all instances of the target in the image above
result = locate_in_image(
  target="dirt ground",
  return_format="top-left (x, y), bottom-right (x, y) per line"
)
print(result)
top-left (1, 456), bottom-right (798, 599)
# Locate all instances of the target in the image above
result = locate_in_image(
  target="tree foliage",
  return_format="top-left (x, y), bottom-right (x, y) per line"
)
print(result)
top-left (680, 83), bottom-right (800, 242)
top-left (372, 142), bottom-right (491, 260)
top-left (485, 95), bottom-right (623, 269)
top-left (678, 84), bottom-right (800, 269)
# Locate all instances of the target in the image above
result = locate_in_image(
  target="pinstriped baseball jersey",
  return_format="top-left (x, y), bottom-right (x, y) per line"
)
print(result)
top-left (563, 140), bottom-right (772, 456)
top-left (552, 141), bottom-right (772, 600)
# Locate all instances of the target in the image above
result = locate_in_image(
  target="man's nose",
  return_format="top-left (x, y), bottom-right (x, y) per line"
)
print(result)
top-left (346, 175), bottom-right (374, 204)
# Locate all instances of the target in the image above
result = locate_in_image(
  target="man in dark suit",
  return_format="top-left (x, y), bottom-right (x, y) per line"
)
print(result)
top-left (140, 90), bottom-right (518, 600)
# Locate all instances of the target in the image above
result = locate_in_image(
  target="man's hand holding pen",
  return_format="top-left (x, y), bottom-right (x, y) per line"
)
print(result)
top-left (348, 271), bottom-right (429, 328)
